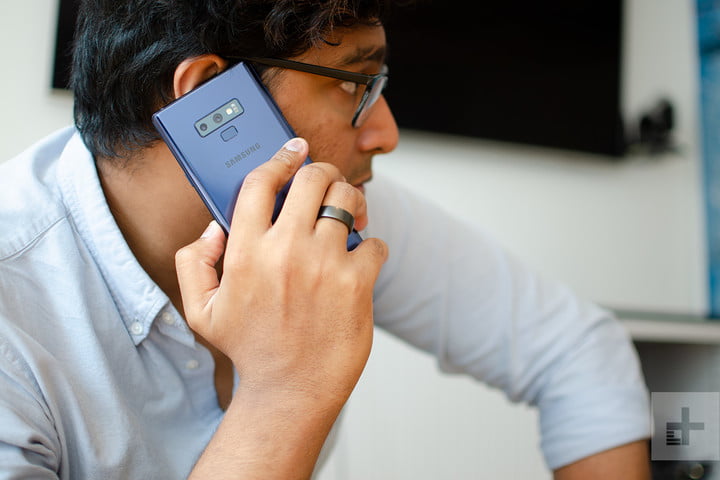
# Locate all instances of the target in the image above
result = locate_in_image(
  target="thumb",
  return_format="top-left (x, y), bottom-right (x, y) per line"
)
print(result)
top-left (175, 220), bottom-right (226, 323)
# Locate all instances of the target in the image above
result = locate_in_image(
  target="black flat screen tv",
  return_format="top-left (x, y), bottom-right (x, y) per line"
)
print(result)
top-left (383, 1), bottom-right (625, 156)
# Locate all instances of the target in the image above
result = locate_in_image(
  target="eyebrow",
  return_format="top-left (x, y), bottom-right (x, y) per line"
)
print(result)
top-left (336, 45), bottom-right (387, 68)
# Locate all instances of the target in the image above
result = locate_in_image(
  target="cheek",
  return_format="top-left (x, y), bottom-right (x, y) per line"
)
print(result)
top-left (292, 117), bottom-right (354, 176)
top-left (270, 77), bottom-right (355, 176)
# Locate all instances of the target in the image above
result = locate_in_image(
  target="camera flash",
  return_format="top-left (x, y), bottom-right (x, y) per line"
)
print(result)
top-left (226, 107), bottom-right (233, 115)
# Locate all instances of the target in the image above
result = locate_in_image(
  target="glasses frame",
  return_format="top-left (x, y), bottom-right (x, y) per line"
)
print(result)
top-left (231, 56), bottom-right (388, 128)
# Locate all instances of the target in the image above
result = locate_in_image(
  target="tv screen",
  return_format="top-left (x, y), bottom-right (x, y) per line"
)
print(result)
top-left (383, 1), bottom-right (625, 156)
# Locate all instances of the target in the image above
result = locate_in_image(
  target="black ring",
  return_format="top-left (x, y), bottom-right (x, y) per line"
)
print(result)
top-left (317, 205), bottom-right (355, 234)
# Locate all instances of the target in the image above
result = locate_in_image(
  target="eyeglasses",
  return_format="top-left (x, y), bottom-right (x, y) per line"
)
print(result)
top-left (240, 57), bottom-right (389, 128)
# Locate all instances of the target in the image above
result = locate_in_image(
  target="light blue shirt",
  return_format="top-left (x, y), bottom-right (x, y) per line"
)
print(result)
top-left (0, 127), bottom-right (650, 478)
top-left (0, 128), bottom-right (223, 478)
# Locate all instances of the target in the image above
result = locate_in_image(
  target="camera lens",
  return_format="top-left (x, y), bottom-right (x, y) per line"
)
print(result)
top-left (199, 123), bottom-right (208, 132)
top-left (213, 113), bottom-right (223, 123)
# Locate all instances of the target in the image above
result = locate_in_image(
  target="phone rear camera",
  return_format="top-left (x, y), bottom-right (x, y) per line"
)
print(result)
top-left (199, 123), bottom-right (208, 132)
top-left (213, 113), bottom-right (223, 123)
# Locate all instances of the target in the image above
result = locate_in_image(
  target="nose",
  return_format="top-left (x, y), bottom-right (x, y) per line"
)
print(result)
top-left (357, 95), bottom-right (399, 154)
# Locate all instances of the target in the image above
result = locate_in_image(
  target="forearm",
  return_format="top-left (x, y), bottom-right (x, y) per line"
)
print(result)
top-left (188, 387), bottom-right (343, 480)
top-left (553, 440), bottom-right (651, 480)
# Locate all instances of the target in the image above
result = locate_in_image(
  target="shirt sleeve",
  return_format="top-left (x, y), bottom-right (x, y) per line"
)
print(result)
top-left (364, 175), bottom-right (651, 470)
top-left (0, 333), bottom-right (61, 479)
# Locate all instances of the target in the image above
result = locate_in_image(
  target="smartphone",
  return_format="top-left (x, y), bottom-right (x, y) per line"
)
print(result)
top-left (152, 61), bottom-right (362, 250)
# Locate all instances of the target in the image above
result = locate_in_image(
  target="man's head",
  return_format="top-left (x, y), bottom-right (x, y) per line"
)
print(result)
top-left (71, 0), bottom-right (400, 180)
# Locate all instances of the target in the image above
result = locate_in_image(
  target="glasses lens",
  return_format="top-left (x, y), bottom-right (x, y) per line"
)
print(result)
top-left (352, 74), bottom-right (388, 127)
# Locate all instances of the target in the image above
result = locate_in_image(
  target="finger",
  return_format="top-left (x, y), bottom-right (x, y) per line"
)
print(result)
top-left (278, 162), bottom-right (346, 233)
top-left (314, 181), bottom-right (367, 240)
top-left (227, 137), bottom-right (309, 244)
top-left (350, 237), bottom-right (389, 284)
top-left (175, 220), bottom-right (226, 325)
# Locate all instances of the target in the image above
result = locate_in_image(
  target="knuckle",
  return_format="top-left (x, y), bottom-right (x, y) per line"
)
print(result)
top-left (174, 245), bottom-right (195, 269)
top-left (364, 238), bottom-right (389, 262)
top-left (295, 163), bottom-right (331, 185)
top-left (242, 168), bottom-right (269, 187)
top-left (328, 181), bottom-right (357, 204)
top-left (374, 239), bottom-right (389, 261)
top-left (272, 149), bottom-right (300, 175)
top-left (272, 147), bottom-right (294, 164)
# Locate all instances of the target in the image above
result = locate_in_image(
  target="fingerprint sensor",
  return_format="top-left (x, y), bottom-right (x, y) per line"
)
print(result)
top-left (221, 126), bottom-right (238, 142)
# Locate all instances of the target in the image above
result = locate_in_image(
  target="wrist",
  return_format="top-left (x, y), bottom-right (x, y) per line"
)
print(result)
top-left (232, 377), bottom-right (348, 426)
top-left (189, 383), bottom-right (343, 479)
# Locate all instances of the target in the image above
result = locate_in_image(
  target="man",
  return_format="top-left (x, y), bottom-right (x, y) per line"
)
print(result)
top-left (0, 0), bottom-right (651, 478)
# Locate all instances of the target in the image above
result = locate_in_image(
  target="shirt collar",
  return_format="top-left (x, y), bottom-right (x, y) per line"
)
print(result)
top-left (56, 129), bottom-right (169, 345)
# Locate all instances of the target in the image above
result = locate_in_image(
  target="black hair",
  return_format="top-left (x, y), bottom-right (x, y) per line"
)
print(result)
top-left (70, 0), bottom-right (394, 162)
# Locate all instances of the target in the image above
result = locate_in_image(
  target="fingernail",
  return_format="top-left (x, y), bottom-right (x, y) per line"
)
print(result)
top-left (201, 220), bottom-right (218, 238)
top-left (284, 137), bottom-right (305, 152)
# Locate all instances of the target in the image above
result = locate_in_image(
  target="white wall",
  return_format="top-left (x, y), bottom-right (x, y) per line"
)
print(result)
top-left (0, 1), bottom-right (73, 159)
top-left (0, 1), bottom-right (705, 479)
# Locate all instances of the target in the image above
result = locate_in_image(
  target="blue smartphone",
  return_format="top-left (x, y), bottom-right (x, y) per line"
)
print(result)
top-left (152, 61), bottom-right (361, 250)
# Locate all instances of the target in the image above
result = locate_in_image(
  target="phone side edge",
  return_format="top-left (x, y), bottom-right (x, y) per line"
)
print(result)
top-left (151, 113), bottom-right (231, 232)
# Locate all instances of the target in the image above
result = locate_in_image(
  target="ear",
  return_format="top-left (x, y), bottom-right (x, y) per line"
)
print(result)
top-left (173, 54), bottom-right (228, 98)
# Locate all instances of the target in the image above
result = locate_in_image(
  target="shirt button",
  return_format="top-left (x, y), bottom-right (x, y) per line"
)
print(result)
top-left (161, 312), bottom-right (175, 325)
top-left (186, 359), bottom-right (200, 370)
top-left (130, 322), bottom-right (143, 335)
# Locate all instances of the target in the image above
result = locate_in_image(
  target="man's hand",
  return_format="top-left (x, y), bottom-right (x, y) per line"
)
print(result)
top-left (176, 137), bottom-right (388, 479)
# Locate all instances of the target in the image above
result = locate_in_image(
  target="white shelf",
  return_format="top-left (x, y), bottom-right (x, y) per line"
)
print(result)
top-left (613, 309), bottom-right (720, 344)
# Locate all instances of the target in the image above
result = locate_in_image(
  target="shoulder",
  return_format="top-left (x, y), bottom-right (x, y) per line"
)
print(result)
top-left (0, 127), bottom-right (76, 260)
